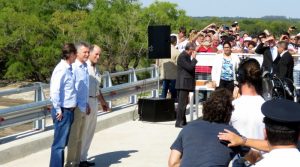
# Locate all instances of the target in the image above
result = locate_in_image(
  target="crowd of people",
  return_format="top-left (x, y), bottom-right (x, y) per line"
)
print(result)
top-left (159, 22), bottom-right (298, 123)
top-left (157, 22), bottom-right (300, 166)
top-left (160, 22), bottom-right (299, 96)
top-left (176, 22), bottom-right (300, 55)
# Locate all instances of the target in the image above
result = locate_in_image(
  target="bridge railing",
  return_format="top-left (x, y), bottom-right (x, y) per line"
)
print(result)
top-left (0, 65), bottom-right (159, 132)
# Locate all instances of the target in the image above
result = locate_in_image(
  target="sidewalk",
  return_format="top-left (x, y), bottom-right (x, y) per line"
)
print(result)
top-left (3, 120), bottom-right (182, 167)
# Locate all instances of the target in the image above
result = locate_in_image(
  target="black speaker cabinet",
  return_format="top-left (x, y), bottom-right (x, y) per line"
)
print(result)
top-left (148, 25), bottom-right (171, 59)
top-left (138, 98), bottom-right (176, 122)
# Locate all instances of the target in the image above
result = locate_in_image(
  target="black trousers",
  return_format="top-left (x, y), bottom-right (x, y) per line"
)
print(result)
top-left (176, 89), bottom-right (189, 126)
top-left (218, 79), bottom-right (234, 94)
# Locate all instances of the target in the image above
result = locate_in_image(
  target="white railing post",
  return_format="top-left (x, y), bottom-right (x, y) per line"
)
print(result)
top-left (102, 71), bottom-right (112, 108)
top-left (151, 64), bottom-right (159, 98)
top-left (33, 82), bottom-right (46, 130)
top-left (128, 68), bottom-right (137, 104)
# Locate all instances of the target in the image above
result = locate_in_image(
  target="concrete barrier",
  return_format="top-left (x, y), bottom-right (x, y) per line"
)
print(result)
top-left (0, 105), bottom-right (138, 164)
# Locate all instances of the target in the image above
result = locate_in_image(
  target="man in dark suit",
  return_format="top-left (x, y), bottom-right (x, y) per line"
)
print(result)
top-left (175, 43), bottom-right (197, 128)
top-left (255, 35), bottom-right (278, 73)
top-left (274, 41), bottom-right (294, 80)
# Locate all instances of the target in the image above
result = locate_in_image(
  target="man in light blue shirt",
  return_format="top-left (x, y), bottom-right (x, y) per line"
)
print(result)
top-left (49, 43), bottom-right (77, 167)
top-left (80, 45), bottom-right (109, 167)
top-left (66, 42), bottom-right (90, 167)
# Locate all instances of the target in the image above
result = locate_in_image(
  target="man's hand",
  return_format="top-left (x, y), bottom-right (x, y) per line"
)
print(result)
top-left (56, 111), bottom-right (63, 121)
top-left (266, 36), bottom-right (274, 42)
top-left (101, 101), bottom-right (110, 112)
top-left (86, 104), bottom-right (91, 115)
top-left (244, 150), bottom-right (263, 164)
top-left (280, 35), bottom-right (288, 41)
top-left (191, 51), bottom-right (197, 59)
top-left (218, 129), bottom-right (244, 147)
top-left (233, 86), bottom-right (240, 99)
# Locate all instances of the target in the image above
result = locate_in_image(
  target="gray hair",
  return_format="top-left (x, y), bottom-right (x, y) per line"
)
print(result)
top-left (277, 41), bottom-right (288, 50)
top-left (185, 42), bottom-right (196, 51)
top-left (75, 41), bottom-right (90, 52)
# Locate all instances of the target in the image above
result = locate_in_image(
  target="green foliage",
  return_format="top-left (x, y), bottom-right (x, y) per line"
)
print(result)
top-left (1, 0), bottom-right (300, 82)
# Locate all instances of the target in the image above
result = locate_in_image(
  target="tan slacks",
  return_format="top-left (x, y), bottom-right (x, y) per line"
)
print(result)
top-left (65, 107), bottom-right (86, 167)
top-left (80, 97), bottom-right (98, 161)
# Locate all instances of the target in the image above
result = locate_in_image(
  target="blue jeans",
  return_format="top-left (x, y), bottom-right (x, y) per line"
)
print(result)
top-left (160, 79), bottom-right (177, 99)
top-left (50, 107), bottom-right (74, 167)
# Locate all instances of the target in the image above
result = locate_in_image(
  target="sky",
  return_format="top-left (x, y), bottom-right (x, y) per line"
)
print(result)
top-left (140, 0), bottom-right (300, 18)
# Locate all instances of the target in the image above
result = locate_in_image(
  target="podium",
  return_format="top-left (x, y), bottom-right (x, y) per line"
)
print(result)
top-left (138, 98), bottom-right (176, 122)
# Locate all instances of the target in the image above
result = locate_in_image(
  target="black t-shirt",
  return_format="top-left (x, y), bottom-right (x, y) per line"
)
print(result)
top-left (170, 120), bottom-right (249, 167)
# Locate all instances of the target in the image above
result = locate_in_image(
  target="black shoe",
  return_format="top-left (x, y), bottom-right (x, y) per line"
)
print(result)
top-left (175, 122), bottom-right (187, 128)
top-left (175, 124), bottom-right (184, 128)
top-left (79, 161), bottom-right (95, 167)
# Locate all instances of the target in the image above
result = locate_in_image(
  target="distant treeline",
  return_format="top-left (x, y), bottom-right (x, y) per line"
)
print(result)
top-left (194, 15), bottom-right (300, 21)
top-left (0, 0), bottom-right (299, 82)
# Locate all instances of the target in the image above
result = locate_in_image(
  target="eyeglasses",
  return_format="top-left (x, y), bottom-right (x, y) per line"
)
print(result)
top-left (223, 47), bottom-right (231, 49)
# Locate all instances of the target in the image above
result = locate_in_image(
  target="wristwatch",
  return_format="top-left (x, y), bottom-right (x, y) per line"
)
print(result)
top-left (241, 135), bottom-right (247, 145)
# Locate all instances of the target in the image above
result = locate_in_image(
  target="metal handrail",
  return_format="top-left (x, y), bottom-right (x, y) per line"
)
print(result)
top-left (0, 65), bottom-right (159, 130)
top-left (0, 85), bottom-right (40, 97)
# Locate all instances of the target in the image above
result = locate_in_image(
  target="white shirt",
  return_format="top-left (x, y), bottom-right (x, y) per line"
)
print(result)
top-left (253, 148), bottom-right (300, 167)
top-left (211, 54), bottom-right (240, 87)
top-left (176, 39), bottom-right (188, 53)
top-left (230, 95), bottom-right (265, 139)
top-left (270, 46), bottom-right (278, 61)
top-left (87, 60), bottom-right (101, 97)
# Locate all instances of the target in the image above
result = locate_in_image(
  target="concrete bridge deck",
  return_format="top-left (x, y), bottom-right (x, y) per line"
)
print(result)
top-left (3, 120), bottom-right (181, 167)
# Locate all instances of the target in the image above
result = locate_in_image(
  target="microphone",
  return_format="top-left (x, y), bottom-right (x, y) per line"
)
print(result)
top-left (283, 82), bottom-right (293, 97)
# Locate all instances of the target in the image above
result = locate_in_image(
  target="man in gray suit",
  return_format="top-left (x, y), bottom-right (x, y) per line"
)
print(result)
top-left (158, 35), bottom-right (180, 99)
top-left (175, 43), bottom-right (197, 128)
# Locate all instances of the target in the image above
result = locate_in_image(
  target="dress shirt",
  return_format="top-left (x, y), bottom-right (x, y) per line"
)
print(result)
top-left (280, 50), bottom-right (288, 57)
top-left (50, 59), bottom-right (77, 114)
top-left (253, 148), bottom-right (300, 167)
top-left (87, 60), bottom-right (101, 97)
top-left (72, 59), bottom-right (89, 112)
top-left (270, 46), bottom-right (278, 61)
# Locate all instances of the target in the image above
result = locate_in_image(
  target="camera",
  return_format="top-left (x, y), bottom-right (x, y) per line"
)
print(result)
top-left (262, 72), bottom-right (295, 101)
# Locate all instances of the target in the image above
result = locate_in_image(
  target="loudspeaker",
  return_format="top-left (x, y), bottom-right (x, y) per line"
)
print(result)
top-left (138, 98), bottom-right (176, 122)
top-left (148, 25), bottom-right (171, 59)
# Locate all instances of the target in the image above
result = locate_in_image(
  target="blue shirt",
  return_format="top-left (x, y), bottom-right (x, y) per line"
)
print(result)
top-left (171, 120), bottom-right (249, 167)
top-left (221, 57), bottom-right (234, 81)
top-left (50, 60), bottom-right (77, 114)
top-left (72, 59), bottom-right (89, 112)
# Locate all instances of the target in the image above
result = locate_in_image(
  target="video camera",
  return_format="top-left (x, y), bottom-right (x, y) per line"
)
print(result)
top-left (262, 71), bottom-right (296, 101)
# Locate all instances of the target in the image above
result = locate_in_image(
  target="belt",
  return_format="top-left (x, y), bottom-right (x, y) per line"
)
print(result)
top-left (61, 107), bottom-right (76, 112)
top-left (89, 96), bottom-right (97, 98)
